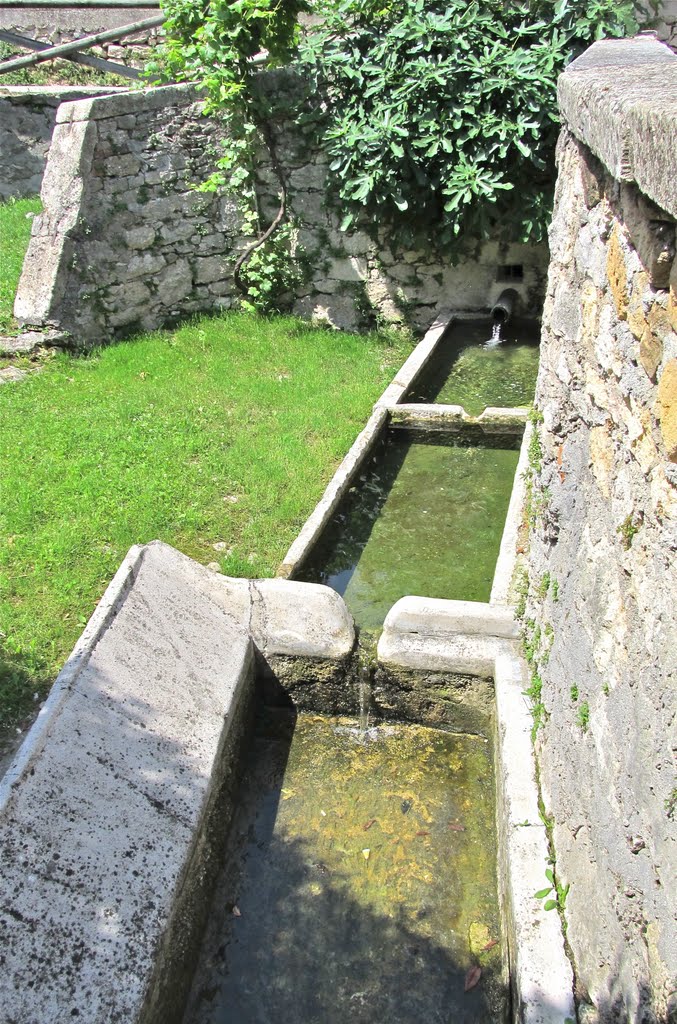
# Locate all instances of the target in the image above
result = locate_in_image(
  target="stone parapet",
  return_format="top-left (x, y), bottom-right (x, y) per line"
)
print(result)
top-left (523, 35), bottom-right (677, 1024)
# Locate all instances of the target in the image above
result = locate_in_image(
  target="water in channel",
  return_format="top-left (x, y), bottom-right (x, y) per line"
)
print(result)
top-left (406, 317), bottom-right (540, 414)
top-left (184, 709), bottom-right (506, 1024)
top-left (298, 431), bottom-right (520, 632)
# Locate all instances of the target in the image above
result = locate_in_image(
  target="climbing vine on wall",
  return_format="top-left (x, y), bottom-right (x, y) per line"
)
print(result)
top-left (148, 0), bottom-right (310, 309)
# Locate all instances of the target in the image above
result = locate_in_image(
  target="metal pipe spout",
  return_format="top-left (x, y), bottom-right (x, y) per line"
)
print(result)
top-left (491, 288), bottom-right (519, 326)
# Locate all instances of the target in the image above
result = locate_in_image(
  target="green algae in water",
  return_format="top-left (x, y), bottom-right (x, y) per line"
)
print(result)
top-left (299, 432), bottom-right (520, 631)
top-left (185, 711), bottom-right (506, 1024)
top-left (407, 318), bottom-right (540, 414)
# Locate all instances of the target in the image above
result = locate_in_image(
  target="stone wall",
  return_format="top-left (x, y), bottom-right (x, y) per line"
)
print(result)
top-left (15, 85), bottom-right (241, 344)
top-left (0, 85), bottom-right (120, 200)
top-left (14, 78), bottom-right (547, 346)
top-left (0, 6), bottom-right (161, 69)
top-left (523, 37), bottom-right (676, 1023)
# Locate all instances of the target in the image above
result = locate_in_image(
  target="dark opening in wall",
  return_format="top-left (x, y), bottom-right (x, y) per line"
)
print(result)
top-left (497, 264), bottom-right (524, 281)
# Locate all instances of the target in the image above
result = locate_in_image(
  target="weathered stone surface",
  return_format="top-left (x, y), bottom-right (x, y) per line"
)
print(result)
top-left (559, 37), bottom-right (677, 218)
top-left (0, 540), bottom-right (358, 1020)
top-left (0, 86), bottom-right (120, 201)
top-left (0, 541), bottom-right (257, 1024)
top-left (13, 85), bottom-right (241, 347)
top-left (526, 118), bottom-right (677, 1023)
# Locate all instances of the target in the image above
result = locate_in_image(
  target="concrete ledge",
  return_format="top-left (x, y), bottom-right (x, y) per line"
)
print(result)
top-left (559, 36), bottom-right (677, 218)
top-left (278, 407), bottom-right (388, 578)
top-left (378, 597), bottom-right (518, 678)
top-left (494, 650), bottom-right (576, 1024)
top-left (491, 420), bottom-right (532, 606)
top-left (374, 309), bottom-right (452, 407)
top-left (382, 596), bottom-right (519, 640)
top-left (388, 402), bottom-right (528, 434)
top-left (0, 541), bottom-right (256, 1024)
top-left (0, 541), bottom-right (356, 1022)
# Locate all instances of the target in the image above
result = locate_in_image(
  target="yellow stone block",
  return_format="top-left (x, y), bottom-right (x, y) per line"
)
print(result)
top-left (656, 359), bottom-right (677, 463)
top-left (606, 225), bottom-right (629, 321)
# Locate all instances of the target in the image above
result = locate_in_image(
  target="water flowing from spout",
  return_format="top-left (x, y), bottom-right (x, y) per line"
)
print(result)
top-left (485, 321), bottom-right (503, 348)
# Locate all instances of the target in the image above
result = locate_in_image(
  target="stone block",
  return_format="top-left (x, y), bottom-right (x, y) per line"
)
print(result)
top-left (194, 255), bottom-right (226, 285)
top-left (156, 259), bottom-right (193, 305)
top-left (639, 327), bottom-right (663, 381)
top-left (656, 357), bottom-right (677, 461)
top-left (124, 224), bottom-right (156, 250)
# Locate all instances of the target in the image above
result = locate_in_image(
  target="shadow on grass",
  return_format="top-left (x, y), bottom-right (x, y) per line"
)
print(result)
top-left (0, 644), bottom-right (50, 767)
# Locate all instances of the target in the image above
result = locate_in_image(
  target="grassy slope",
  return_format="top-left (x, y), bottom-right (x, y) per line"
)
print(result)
top-left (0, 312), bottom-right (410, 738)
top-left (0, 197), bottom-right (41, 333)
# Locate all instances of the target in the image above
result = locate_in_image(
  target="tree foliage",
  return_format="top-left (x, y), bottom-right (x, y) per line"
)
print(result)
top-left (295, 0), bottom-right (645, 249)
top-left (154, 0), bottom-right (649, 278)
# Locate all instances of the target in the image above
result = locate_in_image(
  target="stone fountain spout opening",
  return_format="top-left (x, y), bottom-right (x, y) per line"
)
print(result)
top-left (491, 287), bottom-right (519, 326)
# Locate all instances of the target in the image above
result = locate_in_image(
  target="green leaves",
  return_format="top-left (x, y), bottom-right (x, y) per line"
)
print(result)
top-left (294, 0), bottom-right (640, 253)
top-left (535, 866), bottom-right (570, 912)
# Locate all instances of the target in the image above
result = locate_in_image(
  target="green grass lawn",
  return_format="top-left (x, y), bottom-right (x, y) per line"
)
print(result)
top-left (0, 196), bottom-right (41, 334)
top-left (0, 312), bottom-right (411, 745)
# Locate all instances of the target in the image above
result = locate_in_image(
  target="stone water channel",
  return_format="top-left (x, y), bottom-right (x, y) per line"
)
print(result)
top-left (182, 315), bottom-right (541, 1024)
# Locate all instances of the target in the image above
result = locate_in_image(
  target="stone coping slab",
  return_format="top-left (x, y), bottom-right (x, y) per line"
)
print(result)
top-left (55, 81), bottom-right (201, 124)
top-left (388, 402), bottom-right (528, 434)
top-left (0, 541), bottom-right (355, 1023)
top-left (559, 36), bottom-right (677, 218)
top-left (0, 85), bottom-right (125, 100)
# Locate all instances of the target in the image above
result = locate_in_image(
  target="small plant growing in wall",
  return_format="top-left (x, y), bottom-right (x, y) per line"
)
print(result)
top-left (617, 513), bottom-right (641, 550)
top-left (535, 866), bottom-right (570, 913)
top-left (524, 672), bottom-right (547, 741)
top-left (570, 684), bottom-right (579, 702)
top-left (576, 701), bottom-right (590, 732)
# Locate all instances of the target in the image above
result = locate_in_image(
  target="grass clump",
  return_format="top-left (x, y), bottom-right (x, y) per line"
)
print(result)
top-left (0, 196), bottom-right (41, 334)
top-left (0, 311), bottom-right (411, 743)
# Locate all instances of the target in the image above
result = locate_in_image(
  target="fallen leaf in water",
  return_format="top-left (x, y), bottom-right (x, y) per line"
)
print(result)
top-left (363, 819), bottom-right (376, 831)
top-left (281, 788), bottom-right (295, 800)
top-left (362, 848), bottom-right (371, 860)
top-left (232, 906), bottom-right (242, 917)
top-left (464, 965), bottom-right (481, 992)
top-left (448, 822), bottom-right (465, 832)
top-left (416, 830), bottom-right (430, 837)
top-left (482, 939), bottom-right (499, 952)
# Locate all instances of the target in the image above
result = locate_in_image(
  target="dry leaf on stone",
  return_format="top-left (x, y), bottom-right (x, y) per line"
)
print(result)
top-left (464, 965), bottom-right (481, 992)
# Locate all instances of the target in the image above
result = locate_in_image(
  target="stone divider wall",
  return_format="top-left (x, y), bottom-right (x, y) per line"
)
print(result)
top-left (0, 85), bottom-right (121, 200)
top-left (12, 78), bottom-right (548, 346)
top-left (14, 84), bottom-right (242, 343)
top-left (523, 36), bottom-right (676, 1023)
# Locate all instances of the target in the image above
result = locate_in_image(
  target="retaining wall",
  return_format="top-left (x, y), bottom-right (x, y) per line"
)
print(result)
top-left (0, 85), bottom-right (121, 200)
top-left (0, 7), bottom-right (161, 69)
top-left (524, 36), bottom-right (676, 1023)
